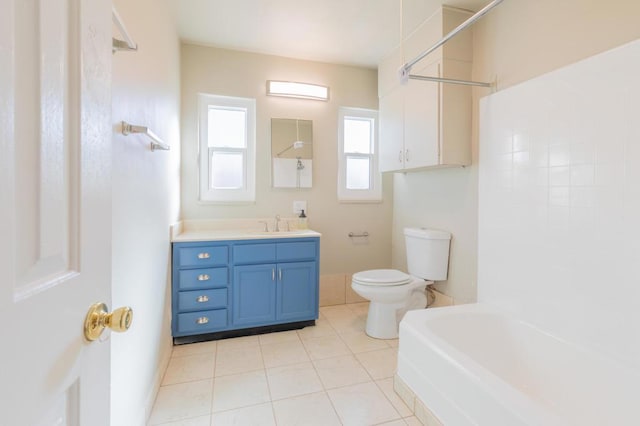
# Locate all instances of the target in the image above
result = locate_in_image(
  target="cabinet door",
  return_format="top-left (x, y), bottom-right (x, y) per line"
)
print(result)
top-left (379, 87), bottom-right (405, 172)
top-left (233, 264), bottom-right (276, 326)
top-left (277, 262), bottom-right (317, 321)
top-left (404, 61), bottom-right (440, 169)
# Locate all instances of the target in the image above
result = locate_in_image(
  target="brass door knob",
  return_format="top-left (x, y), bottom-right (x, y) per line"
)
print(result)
top-left (84, 302), bottom-right (133, 341)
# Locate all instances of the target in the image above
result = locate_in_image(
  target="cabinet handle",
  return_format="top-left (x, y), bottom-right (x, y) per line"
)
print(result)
top-left (196, 316), bottom-right (209, 325)
top-left (197, 274), bottom-right (210, 281)
top-left (399, 150), bottom-right (403, 163)
top-left (272, 268), bottom-right (275, 281)
top-left (278, 269), bottom-right (282, 281)
top-left (197, 252), bottom-right (210, 259)
top-left (196, 295), bottom-right (209, 303)
top-left (405, 149), bottom-right (410, 162)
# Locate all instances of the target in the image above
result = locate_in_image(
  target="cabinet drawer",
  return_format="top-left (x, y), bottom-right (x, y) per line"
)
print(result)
top-left (176, 309), bottom-right (227, 335)
top-left (177, 245), bottom-right (228, 268)
top-left (178, 267), bottom-right (228, 291)
top-left (233, 244), bottom-right (276, 264)
top-left (178, 288), bottom-right (228, 312)
top-left (277, 241), bottom-right (317, 261)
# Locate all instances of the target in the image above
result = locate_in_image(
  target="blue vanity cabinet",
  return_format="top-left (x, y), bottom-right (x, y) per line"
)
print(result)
top-left (172, 236), bottom-right (319, 342)
top-left (233, 263), bottom-right (277, 325)
top-left (231, 239), bottom-right (319, 328)
top-left (277, 261), bottom-right (317, 321)
top-left (172, 241), bottom-right (231, 337)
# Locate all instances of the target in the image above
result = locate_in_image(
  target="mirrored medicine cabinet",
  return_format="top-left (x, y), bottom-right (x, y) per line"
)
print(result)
top-left (271, 118), bottom-right (313, 188)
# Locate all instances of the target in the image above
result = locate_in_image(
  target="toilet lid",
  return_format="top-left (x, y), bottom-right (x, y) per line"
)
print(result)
top-left (352, 269), bottom-right (412, 286)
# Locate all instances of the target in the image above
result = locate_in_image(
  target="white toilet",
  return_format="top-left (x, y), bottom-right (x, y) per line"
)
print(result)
top-left (351, 228), bottom-right (451, 339)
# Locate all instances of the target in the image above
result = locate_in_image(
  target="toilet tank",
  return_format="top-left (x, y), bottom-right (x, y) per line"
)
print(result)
top-left (404, 228), bottom-right (451, 281)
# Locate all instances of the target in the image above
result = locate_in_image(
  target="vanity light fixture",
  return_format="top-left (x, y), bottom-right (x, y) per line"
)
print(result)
top-left (267, 81), bottom-right (329, 101)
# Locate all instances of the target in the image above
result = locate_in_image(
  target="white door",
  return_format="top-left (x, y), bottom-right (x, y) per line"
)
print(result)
top-left (0, 0), bottom-right (114, 425)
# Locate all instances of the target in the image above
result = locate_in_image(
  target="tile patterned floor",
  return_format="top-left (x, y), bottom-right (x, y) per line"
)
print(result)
top-left (148, 302), bottom-right (421, 426)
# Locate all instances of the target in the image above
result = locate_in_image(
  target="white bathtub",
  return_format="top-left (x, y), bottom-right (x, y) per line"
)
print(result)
top-left (397, 303), bottom-right (640, 426)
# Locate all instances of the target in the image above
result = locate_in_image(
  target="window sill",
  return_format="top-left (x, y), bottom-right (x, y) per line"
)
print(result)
top-left (197, 199), bottom-right (256, 206)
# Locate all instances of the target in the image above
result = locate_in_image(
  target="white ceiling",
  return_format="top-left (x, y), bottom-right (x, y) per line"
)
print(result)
top-left (169, 0), bottom-right (491, 68)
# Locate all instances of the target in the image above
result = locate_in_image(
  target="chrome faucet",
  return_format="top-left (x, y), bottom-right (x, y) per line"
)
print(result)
top-left (274, 214), bottom-right (281, 232)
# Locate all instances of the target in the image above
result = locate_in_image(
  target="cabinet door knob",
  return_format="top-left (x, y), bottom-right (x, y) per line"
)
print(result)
top-left (405, 149), bottom-right (410, 162)
top-left (197, 274), bottom-right (210, 281)
top-left (398, 150), bottom-right (403, 162)
top-left (197, 295), bottom-right (209, 303)
top-left (272, 268), bottom-right (275, 281)
top-left (278, 269), bottom-right (283, 281)
top-left (196, 317), bottom-right (209, 325)
top-left (197, 252), bottom-right (210, 259)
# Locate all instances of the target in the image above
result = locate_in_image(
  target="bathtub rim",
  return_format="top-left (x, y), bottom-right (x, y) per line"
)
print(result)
top-left (399, 303), bottom-right (566, 425)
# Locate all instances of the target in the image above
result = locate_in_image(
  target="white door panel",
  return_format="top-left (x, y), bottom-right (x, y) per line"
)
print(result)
top-left (0, 0), bottom-right (113, 424)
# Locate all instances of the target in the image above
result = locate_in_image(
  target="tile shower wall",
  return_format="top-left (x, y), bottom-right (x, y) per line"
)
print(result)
top-left (478, 39), bottom-right (640, 371)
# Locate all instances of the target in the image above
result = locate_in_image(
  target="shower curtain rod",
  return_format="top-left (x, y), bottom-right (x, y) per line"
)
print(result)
top-left (399, 0), bottom-right (505, 87)
top-left (409, 74), bottom-right (492, 88)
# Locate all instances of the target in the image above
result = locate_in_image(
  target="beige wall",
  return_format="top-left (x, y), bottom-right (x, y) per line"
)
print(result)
top-left (180, 45), bottom-right (393, 279)
top-left (393, 0), bottom-right (640, 303)
top-left (111, 0), bottom-right (181, 424)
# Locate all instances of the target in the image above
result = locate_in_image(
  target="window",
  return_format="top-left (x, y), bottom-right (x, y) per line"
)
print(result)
top-left (198, 94), bottom-right (256, 202)
top-left (338, 107), bottom-right (381, 201)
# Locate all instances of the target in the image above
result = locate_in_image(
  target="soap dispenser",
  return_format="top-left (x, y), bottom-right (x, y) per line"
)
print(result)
top-left (298, 209), bottom-right (308, 230)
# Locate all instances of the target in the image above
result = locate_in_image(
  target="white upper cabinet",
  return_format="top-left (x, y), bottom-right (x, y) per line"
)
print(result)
top-left (378, 7), bottom-right (472, 173)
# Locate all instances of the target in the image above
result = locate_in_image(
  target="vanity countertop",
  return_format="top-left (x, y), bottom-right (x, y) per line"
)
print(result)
top-left (170, 219), bottom-right (321, 243)
top-left (172, 229), bottom-right (321, 243)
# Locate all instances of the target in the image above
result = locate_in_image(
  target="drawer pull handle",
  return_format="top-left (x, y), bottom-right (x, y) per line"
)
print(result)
top-left (197, 274), bottom-right (210, 281)
top-left (197, 252), bottom-right (210, 259)
top-left (272, 268), bottom-right (275, 281)
top-left (278, 268), bottom-right (282, 281)
top-left (197, 295), bottom-right (209, 303)
top-left (196, 316), bottom-right (209, 325)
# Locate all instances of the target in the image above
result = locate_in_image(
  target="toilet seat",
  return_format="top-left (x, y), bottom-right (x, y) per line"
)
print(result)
top-left (352, 269), bottom-right (413, 287)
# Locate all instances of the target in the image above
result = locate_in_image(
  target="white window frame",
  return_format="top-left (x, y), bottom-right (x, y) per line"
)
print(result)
top-left (198, 93), bottom-right (256, 203)
top-left (338, 107), bottom-right (381, 202)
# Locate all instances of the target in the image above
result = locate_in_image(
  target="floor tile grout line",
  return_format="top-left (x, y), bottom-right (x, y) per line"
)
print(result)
top-left (160, 350), bottom-right (217, 388)
top-left (214, 366), bottom-right (265, 379)
top-left (335, 328), bottom-right (391, 355)
top-left (209, 342), bottom-right (218, 416)
top-left (156, 377), bottom-right (214, 390)
top-left (372, 377), bottom-right (408, 421)
top-left (262, 341), bottom-right (276, 404)
top-left (255, 339), bottom-right (279, 424)
top-left (212, 399), bottom-right (277, 423)
top-left (155, 303), bottom-right (387, 424)
top-left (212, 338), bottom-right (265, 416)
top-left (304, 321), bottom-right (364, 425)
top-left (256, 339), bottom-right (278, 426)
top-left (324, 388), bottom-right (347, 425)
top-left (210, 370), bottom-right (271, 416)
top-left (149, 412), bottom-right (211, 426)
top-left (262, 336), bottom-right (323, 402)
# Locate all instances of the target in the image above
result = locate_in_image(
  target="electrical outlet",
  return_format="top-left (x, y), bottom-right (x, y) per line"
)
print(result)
top-left (293, 201), bottom-right (307, 214)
